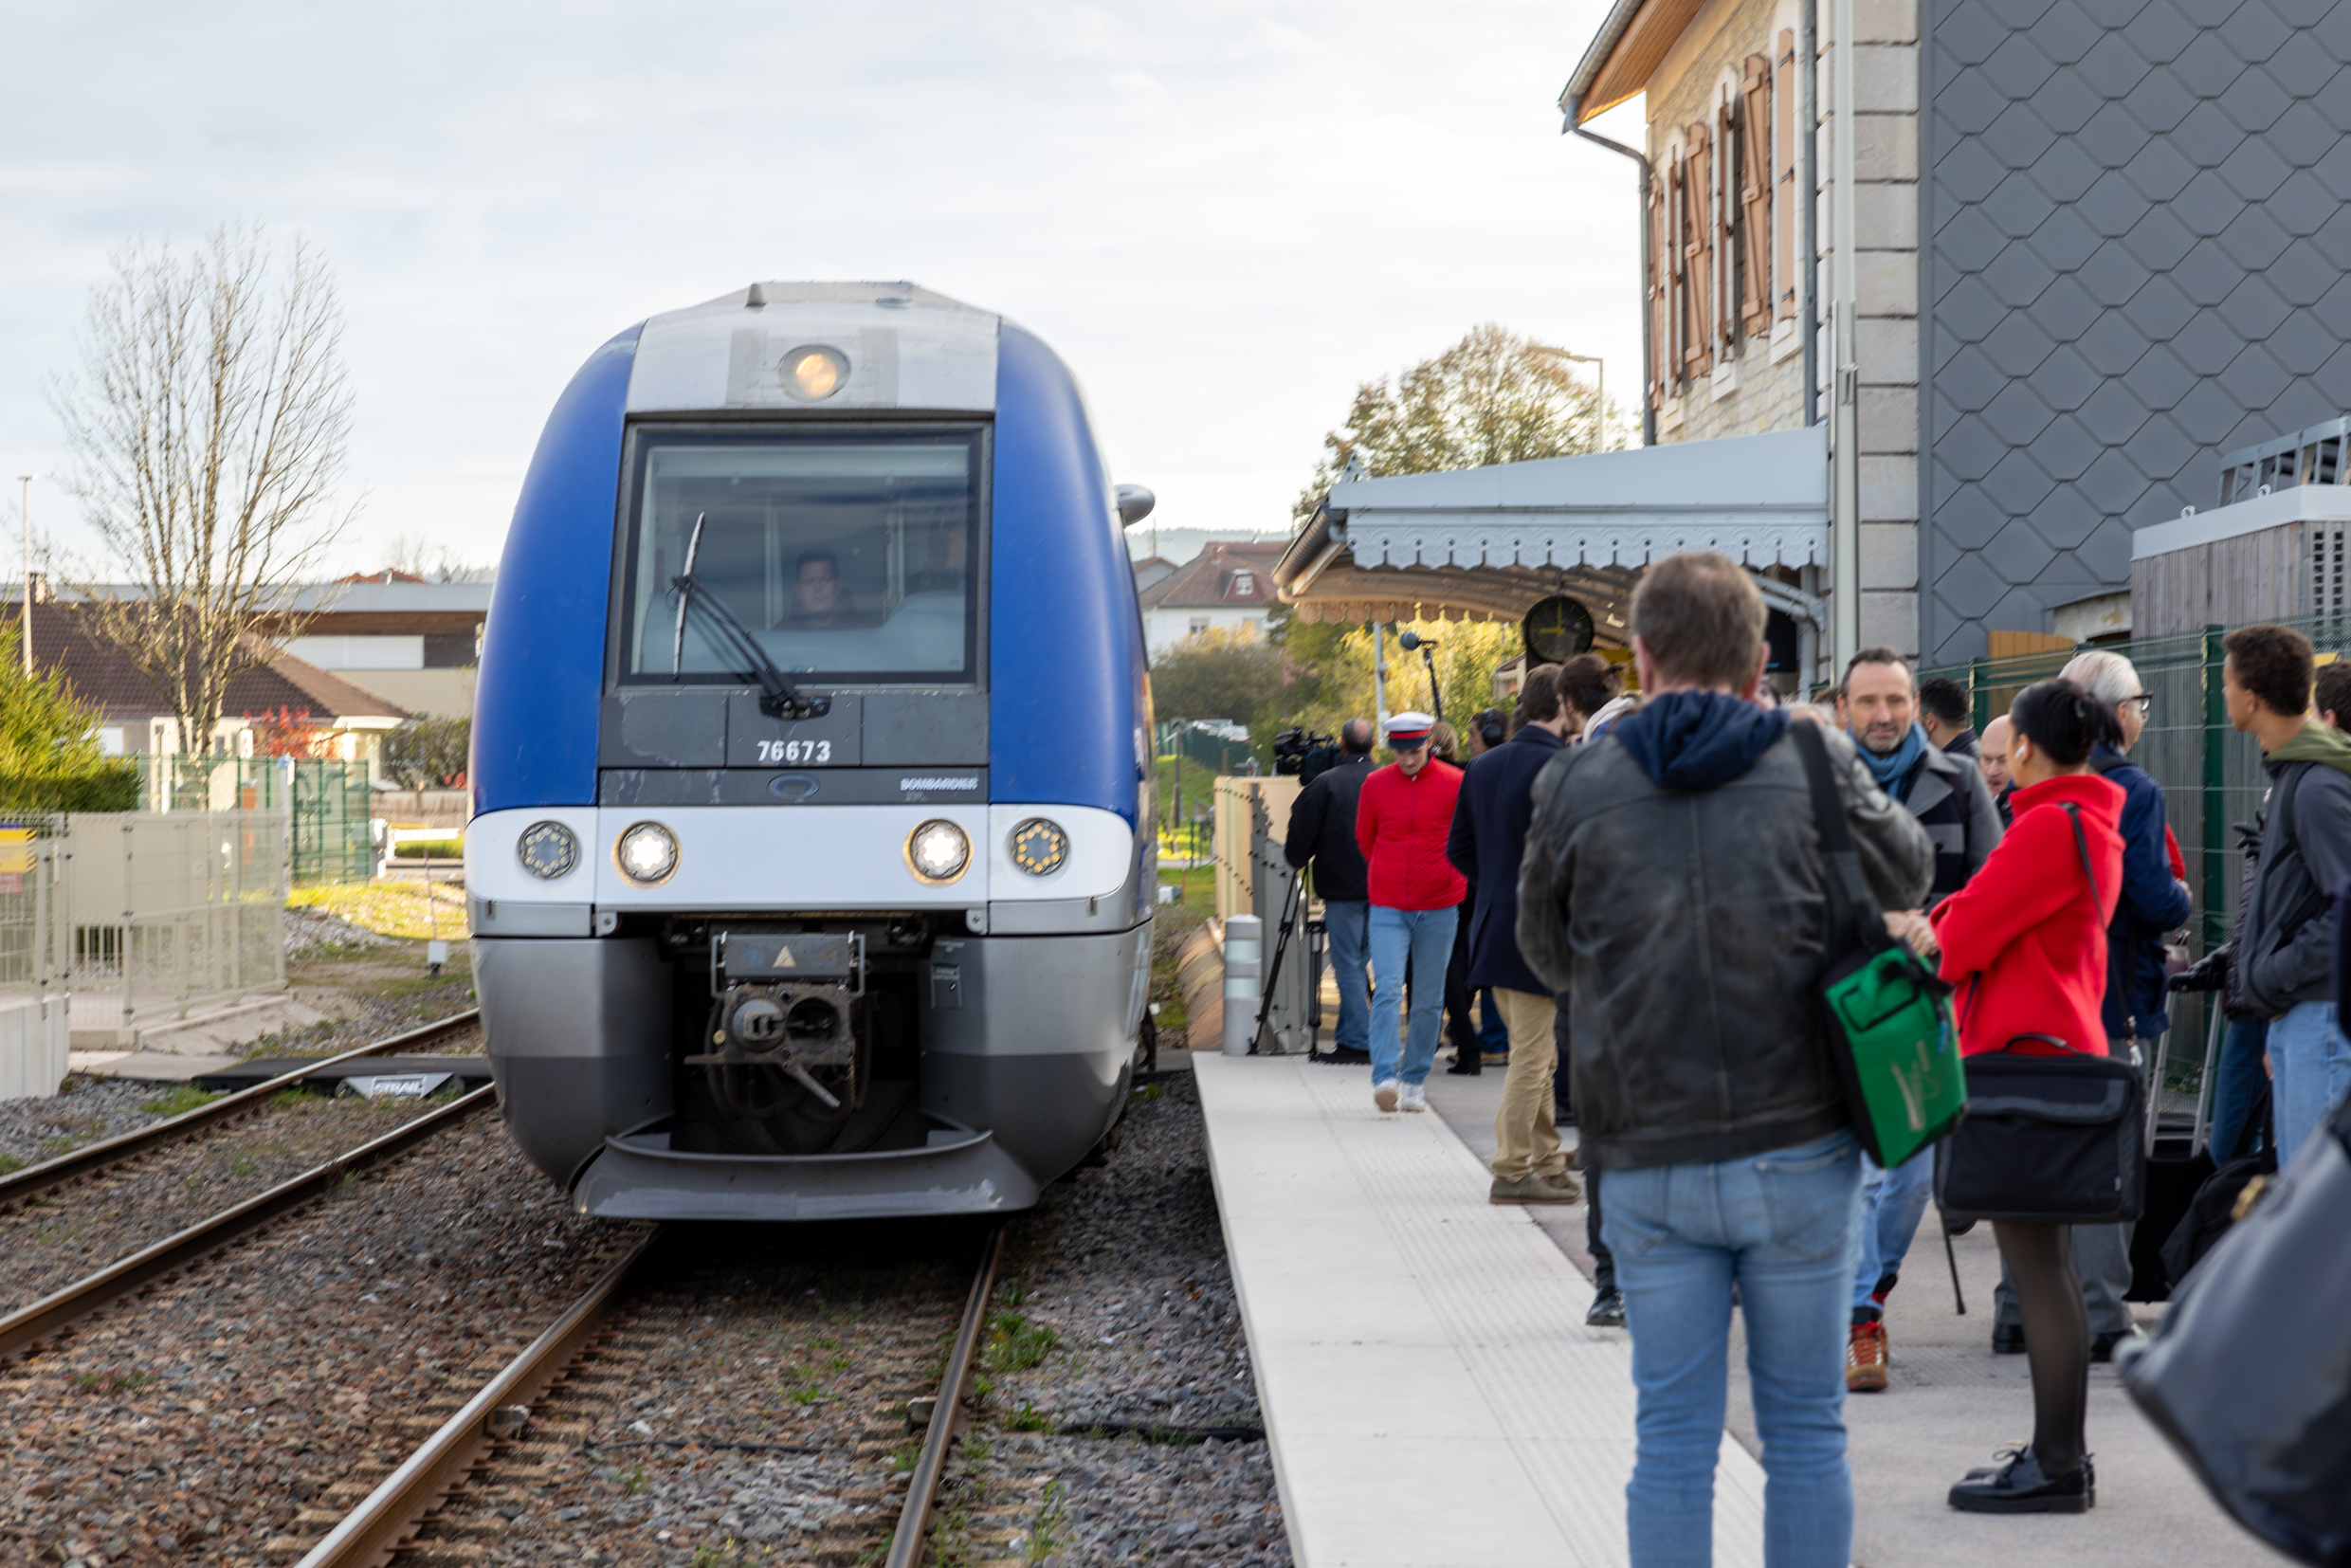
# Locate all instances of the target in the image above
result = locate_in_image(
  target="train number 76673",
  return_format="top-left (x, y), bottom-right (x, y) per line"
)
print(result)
top-left (756, 739), bottom-right (832, 765)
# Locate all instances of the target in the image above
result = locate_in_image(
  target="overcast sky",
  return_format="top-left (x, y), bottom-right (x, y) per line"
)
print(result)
top-left (0, 1), bottom-right (1645, 577)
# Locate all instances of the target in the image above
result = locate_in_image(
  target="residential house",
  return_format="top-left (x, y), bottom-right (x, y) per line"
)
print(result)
top-left (272, 572), bottom-right (492, 719)
top-left (1137, 541), bottom-right (1287, 655)
top-left (7, 599), bottom-right (409, 767)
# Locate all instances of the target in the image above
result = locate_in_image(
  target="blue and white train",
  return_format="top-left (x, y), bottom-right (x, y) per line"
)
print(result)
top-left (465, 282), bottom-right (1157, 1220)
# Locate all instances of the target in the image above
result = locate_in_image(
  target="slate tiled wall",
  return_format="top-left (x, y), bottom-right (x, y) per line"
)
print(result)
top-left (1920, 0), bottom-right (2351, 662)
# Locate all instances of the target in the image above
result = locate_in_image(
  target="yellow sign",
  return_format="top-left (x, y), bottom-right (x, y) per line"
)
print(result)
top-left (0, 829), bottom-right (33, 876)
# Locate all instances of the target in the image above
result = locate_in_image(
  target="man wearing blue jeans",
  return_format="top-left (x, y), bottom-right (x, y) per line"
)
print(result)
top-left (1519, 553), bottom-right (1932, 1567)
top-left (1284, 719), bottom-right (1378, 1062)
top-left (2224, 623), bottom-right (2351, 1170)
top-left (1352, 712), bottom-right (1466, 1113)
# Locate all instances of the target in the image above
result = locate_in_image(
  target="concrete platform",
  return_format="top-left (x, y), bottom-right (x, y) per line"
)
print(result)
top-left (1196, 1047), bottom-right (2290, 1568)
top-left (1194, 1051), bottom-right (1766, 1568)
top-left (68, 992), bottom-right (328, 1056)
top-left (67, 1049), bottom-right (246, 1081)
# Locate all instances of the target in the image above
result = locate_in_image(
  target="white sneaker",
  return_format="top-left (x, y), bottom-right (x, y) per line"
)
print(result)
top-left (1400, 1083), bottom-right (1428, 1112)
top-left (1374, 1080), bottom-right (1400, 1113)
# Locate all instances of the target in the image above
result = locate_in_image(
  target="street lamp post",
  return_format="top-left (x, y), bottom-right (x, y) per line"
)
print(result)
top-left (16, 476), bottom-right (31, 676)
top-left (1533, 347), bottom-right (1606, 446)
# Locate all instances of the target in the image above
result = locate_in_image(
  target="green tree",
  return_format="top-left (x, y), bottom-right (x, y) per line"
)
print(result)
top-left (1149, 628), bottom-right (1287, 767)
top-left (1292, 323), bottom-right (1620, 522)
top-left (1278, 619), bottom-right (1524, 752)
top-left (381, 716), bottom-right (472, 789)
top-left (0, 628), bottom-right (140, 811)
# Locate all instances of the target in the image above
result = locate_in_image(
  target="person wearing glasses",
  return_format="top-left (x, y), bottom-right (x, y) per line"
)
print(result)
top-left (1980, 649), bottom-right (2194, 1363)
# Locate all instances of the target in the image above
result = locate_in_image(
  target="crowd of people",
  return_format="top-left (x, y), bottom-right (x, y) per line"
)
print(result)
top-left (1280, 549), bottom-right (2351, 1563)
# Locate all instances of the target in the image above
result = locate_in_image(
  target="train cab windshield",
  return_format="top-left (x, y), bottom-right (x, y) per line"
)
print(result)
top-left (616, 428), bottom-right (983, 686)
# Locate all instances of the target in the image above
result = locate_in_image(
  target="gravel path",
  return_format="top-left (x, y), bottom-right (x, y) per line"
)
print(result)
top-left (943, 1059), bottom-right (1288, 1567)
top-left (0, 1077), bottom-right (189, 1172)
top-left (0, 1084), bottom-right (467, 1317)
top-left (0, 1108), bottom-right (641, 1568)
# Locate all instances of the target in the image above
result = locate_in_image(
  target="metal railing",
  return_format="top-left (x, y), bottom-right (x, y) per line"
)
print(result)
top-left (134, 755), bottom-right (374, 885)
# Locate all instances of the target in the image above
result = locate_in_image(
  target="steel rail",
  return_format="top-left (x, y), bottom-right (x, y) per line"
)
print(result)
top-left (887, 1222), bottom-right (1008, 1568)
top-left (0, 1083), bottom-right (496, 1364)
top-left (295, 1229), bottom-right (663, 1568)
top-left (0, 1007), bottom-right (483, 1210)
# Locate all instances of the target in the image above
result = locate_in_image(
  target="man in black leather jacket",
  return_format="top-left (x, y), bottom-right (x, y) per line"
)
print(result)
top-left (1516, 552), bottom-right (1930, 1566)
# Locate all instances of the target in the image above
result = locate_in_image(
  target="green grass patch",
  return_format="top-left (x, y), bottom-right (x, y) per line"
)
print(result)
top-left (69, 1367), bottom-right (154, 1395)
top-left (984, 1311), bottom-right (1058, 1374)
top-left (1006, 1400), bottom-right (1048, 1432)
top-left (0, 1154), bottom-right (23, 1176)
top-left (138, 1085), bottom-right (221, 1118)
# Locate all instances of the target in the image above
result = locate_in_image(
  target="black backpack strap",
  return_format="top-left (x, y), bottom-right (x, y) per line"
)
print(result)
top-left (1792, 722), bottom-right (1889, 952)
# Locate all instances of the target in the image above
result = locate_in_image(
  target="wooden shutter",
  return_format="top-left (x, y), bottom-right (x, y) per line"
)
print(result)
top-left (1682, 124), bottom-right (1715, 379)
top-left (1740, 56), bottom-right (1774, 337)
top-left (1776, 28), bottom-right (1797, 323)
top-left (1649, 174), bottom-right (1672, 407)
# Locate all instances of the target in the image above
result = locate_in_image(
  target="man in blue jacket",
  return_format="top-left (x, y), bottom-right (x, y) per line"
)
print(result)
top-left (1447, 665), bottom-right (1579, 1206)
top-left (1983, 649), bottom-right (2194, 1359)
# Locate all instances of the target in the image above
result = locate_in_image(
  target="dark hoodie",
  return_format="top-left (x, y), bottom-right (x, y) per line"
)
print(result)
top-left (1612, 689), bottom-right (1791, 792)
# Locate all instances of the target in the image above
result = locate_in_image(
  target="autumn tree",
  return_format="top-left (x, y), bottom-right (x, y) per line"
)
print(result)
top-left (1292, 323), bottom-right (1620, 522)
top-left (51, 224), bottom-right (358, 756)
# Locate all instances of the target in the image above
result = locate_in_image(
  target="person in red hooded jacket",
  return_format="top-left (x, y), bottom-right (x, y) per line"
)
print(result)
top-left (1354, 711), bottom-right (1467, 1114)
top-left (1926, 678), bottom-right (2124, 1516)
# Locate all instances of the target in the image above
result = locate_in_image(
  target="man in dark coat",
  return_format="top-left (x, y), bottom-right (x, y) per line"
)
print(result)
top-left (1284, 718), bottom-right (1377, 1061)
top-left (1447, 665), bottom-right (1576, 1205)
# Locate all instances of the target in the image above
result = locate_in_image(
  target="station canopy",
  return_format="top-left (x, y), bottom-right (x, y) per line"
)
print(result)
top-left (1271, 425), bottom-right (1829, 643)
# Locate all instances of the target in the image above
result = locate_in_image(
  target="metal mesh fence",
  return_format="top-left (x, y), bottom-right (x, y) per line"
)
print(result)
top-left (133, 756), bottom-right (374, 885)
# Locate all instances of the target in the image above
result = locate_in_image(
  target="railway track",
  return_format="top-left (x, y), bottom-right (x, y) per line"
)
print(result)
top-left (288, 1224), bottom-right (1007, 1568)
top-left (0, 1008), bottom-right (483, 1214)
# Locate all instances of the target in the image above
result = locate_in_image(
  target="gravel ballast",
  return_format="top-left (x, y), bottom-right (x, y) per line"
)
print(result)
top-left (0, 1108), bottom-right (640, 1567)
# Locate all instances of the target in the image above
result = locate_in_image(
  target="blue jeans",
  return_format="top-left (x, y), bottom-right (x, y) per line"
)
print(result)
top-left (1367, 903), bottom-right (1456, 1086)
top-left (2209, 1013), bottom-right (2271, 1163)
top-left (1321, 899), bottom-right (1371, 1053)
top-left (1605, 1131), bottom-right (1863, 1568)
top-left (2270, 999), bottom-right (2351, 1170)
top-left (1850, 1147), bottom-right (1935, 1311)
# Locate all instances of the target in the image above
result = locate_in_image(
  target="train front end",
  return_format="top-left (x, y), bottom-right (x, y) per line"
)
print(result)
top-left (466, 283), bottom-right (1155, 1221)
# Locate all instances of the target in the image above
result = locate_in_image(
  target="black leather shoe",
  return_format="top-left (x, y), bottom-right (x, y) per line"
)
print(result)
top-left (1445, 1055), bottom-right (1483, 1075)
top-left (1585, 1288), bottom-right (1625, 1328)
top-left (1965, 1452), bottom-right (2094, 1505)
top-left (1948, 1448), bottom-right (2089, 1513)
top-left (1991, 1322), bottom-right (2026, 1355)
top-left (1318, 1046), bottom-right (1373, 1066)
top-left (2090, 1326), bottom-right (2142, 1363)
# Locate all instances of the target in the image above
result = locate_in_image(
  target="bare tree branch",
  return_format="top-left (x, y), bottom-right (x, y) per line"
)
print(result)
top-left (48, 223), bottom-right (359, 752)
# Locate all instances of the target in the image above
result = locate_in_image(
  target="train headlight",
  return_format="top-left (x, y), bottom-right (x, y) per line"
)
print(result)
top-left (517, 821), bottom-right (579, 881)
top-left (1009, 818), bottom-right (1069, 877)
top-left (782, 345), bottom-right (847, 401)
top-left (615, 821), bottom-right (680, 885)
top-left (906, 819), bottom-right (971, 884)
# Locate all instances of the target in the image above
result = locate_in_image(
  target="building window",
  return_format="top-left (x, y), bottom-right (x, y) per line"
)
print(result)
top-left (1190, 617), bottom-right (1211, 634)
top-left (1737, 55), bottom-right (1775, 340)
top-left (1648, 45), bottom-right (1789, 403)
top-left (1230, 570), bottom-right (1255, 596)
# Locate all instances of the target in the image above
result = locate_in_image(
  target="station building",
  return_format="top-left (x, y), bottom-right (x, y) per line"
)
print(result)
top-left (1278, 0), bottom-right (2351, 681)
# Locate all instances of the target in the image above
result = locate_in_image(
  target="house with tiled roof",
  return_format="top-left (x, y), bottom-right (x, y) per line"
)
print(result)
top-left (3, 599), bottom-right (409, 766)
top-left (1137, 541), bottom-right (1287, 655)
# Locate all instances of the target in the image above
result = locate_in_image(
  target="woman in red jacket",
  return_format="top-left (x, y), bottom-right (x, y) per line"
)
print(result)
top-left (1926, 678), bottom-right (2124, 1515)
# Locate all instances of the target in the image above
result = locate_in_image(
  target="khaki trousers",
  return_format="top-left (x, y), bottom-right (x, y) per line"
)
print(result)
top-left (1490, 988), bottom-right (1565, 1181)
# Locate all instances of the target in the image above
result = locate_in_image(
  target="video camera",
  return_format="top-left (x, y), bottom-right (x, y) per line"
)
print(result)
top-left (1272, 727), bottom-right (1341, 784)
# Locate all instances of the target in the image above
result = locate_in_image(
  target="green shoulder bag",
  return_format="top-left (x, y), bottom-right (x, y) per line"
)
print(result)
top-left (1791, 722), bottom-right (1967, 1167)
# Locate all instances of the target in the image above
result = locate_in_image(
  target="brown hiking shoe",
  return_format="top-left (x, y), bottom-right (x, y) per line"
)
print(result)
top-left (1847, 1320), bottom-right (1889, 1393)
top-left (1490, 1171), bottom-right (1582, 1205)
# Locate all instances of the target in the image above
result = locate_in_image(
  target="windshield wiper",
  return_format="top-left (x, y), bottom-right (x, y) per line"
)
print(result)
top-left (669, 512), bottom-right (830, 720)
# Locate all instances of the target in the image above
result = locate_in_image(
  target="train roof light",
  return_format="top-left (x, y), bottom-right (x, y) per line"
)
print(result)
top-left (783, 345), bottom-right (847, 401)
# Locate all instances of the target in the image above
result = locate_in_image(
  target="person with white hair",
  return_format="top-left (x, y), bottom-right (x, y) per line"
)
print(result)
top-left (1980, 647), bottom-right (2193, 1362)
